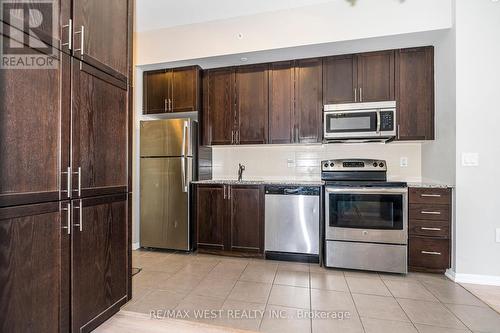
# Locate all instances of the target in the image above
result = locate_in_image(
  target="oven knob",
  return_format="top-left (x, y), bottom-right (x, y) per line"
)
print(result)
top-left (379, 163), bottom-right (385, 167)
top-left (324, 163), bottom-right (329, 168)
top-left (330, 163), bottom-right (335, 167)
top-left (373, 162), bottom-right (378, 167)
top-left (363, 230), bottom-right (368, 236)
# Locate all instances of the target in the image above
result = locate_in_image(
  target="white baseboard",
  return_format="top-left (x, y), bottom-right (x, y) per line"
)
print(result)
top-left (446, 269), bottom-right (500, 286)
top-left (132, 242), bottom-right (140, 250)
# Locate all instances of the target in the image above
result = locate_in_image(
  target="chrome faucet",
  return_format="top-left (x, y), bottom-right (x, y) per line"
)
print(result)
top-left (238, 163), bottom-right (246, 182)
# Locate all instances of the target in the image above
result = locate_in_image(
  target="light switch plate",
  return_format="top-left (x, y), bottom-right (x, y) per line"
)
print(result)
top-left (461, 153), bottom-right (479, 167)
top-left (496, 228), bottom-right (500, 243)
top-left (400, 157), bottom-right (408, 167)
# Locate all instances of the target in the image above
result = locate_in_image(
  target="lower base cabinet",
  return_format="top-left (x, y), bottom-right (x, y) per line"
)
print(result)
top-left (195, 184), bottom-right (264, 256)
top-left (0, 195), bottom-right (129, 333)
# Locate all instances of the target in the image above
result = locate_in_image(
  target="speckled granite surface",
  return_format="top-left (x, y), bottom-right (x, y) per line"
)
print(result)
top-left (407, 182), bottom-right (454, 189)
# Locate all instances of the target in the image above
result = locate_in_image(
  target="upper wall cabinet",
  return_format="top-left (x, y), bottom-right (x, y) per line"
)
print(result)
top-left (323, 50), bottom-right (395, 104)
top-left (269, 61), bottom-right (295, 144)
top-left (396, 47), bottom-right (435, 141)
top-left (143, 66), bottom-right (201, 115)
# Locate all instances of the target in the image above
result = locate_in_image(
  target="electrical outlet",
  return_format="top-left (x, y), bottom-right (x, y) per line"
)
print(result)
top-left (400, 157), bottom-right (408, 167)
top-left (461, 153), bottom-right (479, 167)
top-left (496, 228), bottom-right (500, 243)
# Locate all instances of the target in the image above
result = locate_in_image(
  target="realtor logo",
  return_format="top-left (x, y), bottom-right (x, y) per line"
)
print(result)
top-left (1, 0), bottom-right (57, 69)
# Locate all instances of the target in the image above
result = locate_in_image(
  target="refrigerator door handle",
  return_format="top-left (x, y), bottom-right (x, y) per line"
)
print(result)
top-left (181, 157), bottom-right (188, 193)
top-left (181, 121), bottom-right (188, 157)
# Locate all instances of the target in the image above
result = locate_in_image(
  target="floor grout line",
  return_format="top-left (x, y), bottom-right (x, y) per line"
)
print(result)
top-left (345, 271), bottom-right (367, 333)
top-left (380, 275), bottom-right (420, 332)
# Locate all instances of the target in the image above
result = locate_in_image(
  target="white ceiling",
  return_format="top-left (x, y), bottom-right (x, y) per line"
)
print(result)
top-left (135, 0), bottom-right (335, 32)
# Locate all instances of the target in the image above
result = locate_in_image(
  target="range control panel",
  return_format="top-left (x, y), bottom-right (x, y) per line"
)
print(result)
top-left (321, 159), bottom-right (387, 172)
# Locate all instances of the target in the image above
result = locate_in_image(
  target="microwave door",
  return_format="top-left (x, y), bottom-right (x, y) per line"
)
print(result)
top-left (324, 111), bottom-right (380, 139)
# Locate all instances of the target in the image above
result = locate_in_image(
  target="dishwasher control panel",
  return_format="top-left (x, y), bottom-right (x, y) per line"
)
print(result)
top-left (265, 185), bottom-right (320, 196)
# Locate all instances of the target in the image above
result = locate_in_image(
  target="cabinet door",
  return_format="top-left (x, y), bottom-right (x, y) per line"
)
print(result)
top-left (0, 0), bottom-right (71, 54)
top-left (73, 0), bottom-right (129, 79)
top-left (229, 185), bottom-right (264, 253)
top-left (357, 50), bottom-right (395, 102)
top-left (295, 58), bottom-right (323, 143)
top-left (206, 68), bottom-right (235, 145)
top-left (71, 60), bottom-right (128, 198)
top-left (172, 66), bottom-right (200, 113)
top-left (143, 70), bottom-right (169, 114)
top-left (269, 61), bottom-right (295, 144)
top-left (72, 194), bottom-right (128, 333)
top-left (323, 55), bottom-right (357, 104)
top-left (0, 202), bottom-right (70, 333)
top-left (0, 34), bottom-right (71, 208)
top-left (196, 185), bottom-right (226, 250)
top-left (236, 64), bottom-right (269, 144)
top-left (396, 47), bottom-right (434, 140)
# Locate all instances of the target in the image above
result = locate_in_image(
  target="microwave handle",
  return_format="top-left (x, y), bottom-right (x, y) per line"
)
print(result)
top-left (376, 111), bottom-right (381, 133)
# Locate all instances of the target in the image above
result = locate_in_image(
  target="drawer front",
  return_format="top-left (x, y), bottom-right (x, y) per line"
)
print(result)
top-left (409, 188), bottom-right (451, 205)
top-left (409, 237), bottom-right (450, 270)
top-left (409, 219), bottom-right (449, 238)
top-left (410, 204), bottom-right (450, 221)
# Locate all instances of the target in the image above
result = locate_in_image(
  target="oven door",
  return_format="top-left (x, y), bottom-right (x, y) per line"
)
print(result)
top-left (325, 187), bottom-right (408, 244)
top-left (324, 110), bottom-right (379, 139)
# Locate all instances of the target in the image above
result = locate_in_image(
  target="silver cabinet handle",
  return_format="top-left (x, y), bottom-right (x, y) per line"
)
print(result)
top-left (73, 200), bottom-right (83, 232)
top-left (62, 166), bottom-right (72, 198)
top-left (231, 130), bottom-right (235, 144)
top-left (62, 19), bottom-right (72, 50)
top-left (223, 185), bottom-right (227, 199)
top-left (421, 227), bottom-right (442, 231)
top-left (397, 124), bottom-right (400, 140)
top-left (421, 194), bottom-right (442, 198)
top-left (164, 99), bottom-right (168, 112)
top-left (74, 26), bottom-right (85, 57)
top-left (421, 211), bottom-right (441, 215)
top-left (61, 202), bottom-right (71, 235)
top-left (421, 251), bottom-right (442, 256)
top-left (73, 167), bottom-right (81, 197)
top-left (236, 130), bottom-right (240, 144)
top-left (359, 87), bottom-right (363, 102)
top-left (354, 88), bottom-right (357, 102)
top-left (228, 186), bottom-right (231, 200)
top-left (169, 98), bottom-right (172, 111)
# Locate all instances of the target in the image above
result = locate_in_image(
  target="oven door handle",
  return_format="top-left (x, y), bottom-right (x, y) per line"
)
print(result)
top-left (325, 187), bottom-right (408, 195)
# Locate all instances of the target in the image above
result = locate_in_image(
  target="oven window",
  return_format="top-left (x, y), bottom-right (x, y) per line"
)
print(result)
top-left (329, 194), bottom-right (403, 230)
top-left (326, 112), bottom-right (377, 133)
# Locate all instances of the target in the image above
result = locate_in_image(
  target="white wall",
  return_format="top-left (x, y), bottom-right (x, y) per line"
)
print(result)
top-left (213, 143), bottom-right (422, 183)
top-left (135, 0), bottom-right (452, 66)
top-left (453, 0), bottom-right (500, 281)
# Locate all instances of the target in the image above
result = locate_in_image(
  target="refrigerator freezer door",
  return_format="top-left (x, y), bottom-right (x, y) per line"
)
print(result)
top-left (140, 119), bottom-right (193, 157)
top-left (140, 157), bottom-right (192, 250)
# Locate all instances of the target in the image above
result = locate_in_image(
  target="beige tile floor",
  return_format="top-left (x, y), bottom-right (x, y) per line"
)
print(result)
top-left (115, 249), bottom-right (500, 333)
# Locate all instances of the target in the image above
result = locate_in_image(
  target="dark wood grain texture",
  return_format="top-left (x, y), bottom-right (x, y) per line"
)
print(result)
top-left (323, 55), bottom-right (357, 104)
top-left (71, 194), bottom-right (128, 333)
top-left (295, 58), bottom-right (323, 143)
top-left (143, 69), bottom-right (169, 114)
top-left (409, 204), bottom-right (450, 221)
top-left (269, 61), bottom-right (295, 144)
top-left (409, 219), bottom-right (450, 238)
top-left (196, 185), bottom-right (226, 250)
top-left (409, 237), bottom-right (450, 272)
top-left (0, 35), bottom-right (71, 208)
top-left (236, 64), bottom-right (269, 144)
top-left (357, 50), bottom-right (395, 102)
top-left (172, 66), bottom-right (201, 112)
top-left (0, 202), bottom-right (69, 333)
top-left (73, 0), bottom-right (129, 79)
top-left (71, 60), bottom-right (128, 199)
top-left (396, 47), bottom-right (435, 140)
top-left (409, 187), bottom-right (451, 205)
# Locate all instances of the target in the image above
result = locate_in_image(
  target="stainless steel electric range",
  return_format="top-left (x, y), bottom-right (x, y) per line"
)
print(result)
top-left (322, 159), bottom-right (408, 274)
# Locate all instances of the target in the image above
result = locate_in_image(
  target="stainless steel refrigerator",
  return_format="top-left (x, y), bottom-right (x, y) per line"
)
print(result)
top-left (140, 118), bottom-right (198, 251)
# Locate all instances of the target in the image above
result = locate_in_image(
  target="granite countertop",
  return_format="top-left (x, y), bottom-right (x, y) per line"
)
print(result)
top-left (407, 182), bottom-right (455, 189)
top-left (191, 179), bottom-right (324, 186)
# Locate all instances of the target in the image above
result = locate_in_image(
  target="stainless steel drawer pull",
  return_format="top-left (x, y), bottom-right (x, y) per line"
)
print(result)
top-left (421, 211), bottom-right (441, 215)
top-left (61, 202), bottom-right (71, 235)
top-left (62, 19), bottom-right (73, 50)
top-left (74, 26), bottom-right (85, 56)
top-left (73, 200), bottom-right (83, 232)
top-left (61, 166), bottom-right (72, 198)
top-left (421, 227), bottom-right (442, 231)
top-left (421, 251), bottom-right (442, 256)
top-left (421, 194), bottom-right (442, 197)
top-left (73, 167), bottom-right (82, 197)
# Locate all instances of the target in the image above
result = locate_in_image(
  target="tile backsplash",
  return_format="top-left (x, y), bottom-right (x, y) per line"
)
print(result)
top-left (212, 142), bottom-right (422, 182)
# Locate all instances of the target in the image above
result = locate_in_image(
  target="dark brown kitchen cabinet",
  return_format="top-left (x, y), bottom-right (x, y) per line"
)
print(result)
top-left (236, 64), bottom-right (269, 144)
top-left (323, 51), bottom-right (395, 104)
top-left (204, 68), bottom-right (236, 145)
top-left (72, 0), bottom-right (130, 80)
top-left (195, 185), bottom-right (226, 250)
top-left (195, 184), bottom-right (264, 256)
top-left (396, 47), bottom-right (435, 140)
top-left (269, 61), bottom-right (295, 144)
top-left (0, 202), bottom-right (70, 333)
top-left (143, 66), bottom-right (201, 114)
top-left (72, 60), bottom-right (128, 199)
top-left (0, 34), bottom-right (71, 208)
top-left (323, 55), bottom-right (357, 104)
top-left (295, 58), bottom-right (323, 143)
top-left (72, 194), bottom-right (128, 333)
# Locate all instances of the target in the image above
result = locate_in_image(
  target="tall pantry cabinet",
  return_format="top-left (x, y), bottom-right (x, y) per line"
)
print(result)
top-left (0, 1), bottom-right (133, 332)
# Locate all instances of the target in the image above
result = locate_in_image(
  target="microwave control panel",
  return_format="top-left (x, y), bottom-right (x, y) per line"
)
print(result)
top-left (380, 111), bottom-right (394, 131)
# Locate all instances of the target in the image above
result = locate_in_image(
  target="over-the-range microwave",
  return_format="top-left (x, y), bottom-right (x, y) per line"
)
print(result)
top-left (323, 101), bottom-right (396, 142)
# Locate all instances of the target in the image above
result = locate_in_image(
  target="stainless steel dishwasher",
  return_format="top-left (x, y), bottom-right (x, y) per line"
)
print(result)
top-left (265, 185), bottom-right (320, 263)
